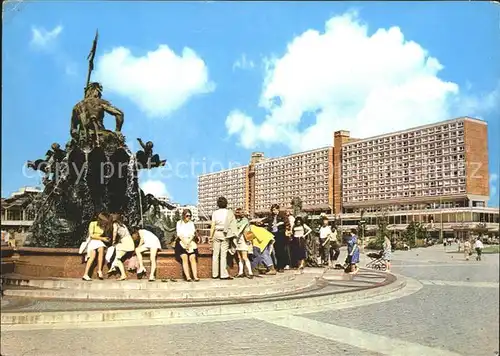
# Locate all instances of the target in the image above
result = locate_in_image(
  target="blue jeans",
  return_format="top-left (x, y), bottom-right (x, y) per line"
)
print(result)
top-left (251, 244), bottom-right (273, 269)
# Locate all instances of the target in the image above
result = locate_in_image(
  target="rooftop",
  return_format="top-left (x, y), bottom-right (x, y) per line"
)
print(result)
top-left (254, 146), bottom-right (331, 167)
top-left (342, 116), bottom-right (484, 147)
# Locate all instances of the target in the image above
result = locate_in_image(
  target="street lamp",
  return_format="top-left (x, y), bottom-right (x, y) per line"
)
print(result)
top-left (439, 196), bottom-right (444, 242)
top-left (414, 222), bottom-right (417, 247)
top-left (359, 209), bottom-right (366, 252)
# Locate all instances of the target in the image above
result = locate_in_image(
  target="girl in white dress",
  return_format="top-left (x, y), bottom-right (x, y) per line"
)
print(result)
top-left (175, 209), bottom-right (200, 281)
top-left (132, 228), bottom-right (162, 282)
top-left (108, 214), bottom-right (135, 281)
top-left (82, 213), bottom-right (111, 281)
top-left (234, 208), bottom-right (253, 278)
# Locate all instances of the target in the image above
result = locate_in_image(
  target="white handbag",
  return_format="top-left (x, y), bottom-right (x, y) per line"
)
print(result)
top-left (78, 238), bottom-right (90, 254)
top-left (105, 246), bottom-right (116, 263)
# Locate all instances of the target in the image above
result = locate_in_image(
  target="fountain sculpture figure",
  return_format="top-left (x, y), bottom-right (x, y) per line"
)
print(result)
top-left (25, 31), bottom-right (172, 248)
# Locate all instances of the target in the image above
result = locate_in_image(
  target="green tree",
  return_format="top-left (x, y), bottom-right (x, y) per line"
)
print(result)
top-left (291, 197), bottom-right (303, 217)
top-left (357, 209), bottom-right (367, 248)
top-left (165, 215), bottom-right (173, 229)
top-left (367, 211), bottom-right (389, 250)
top-left (402, 221), bottom-right (427, 247)
top-left (173, 209), bottom-right (181, 225)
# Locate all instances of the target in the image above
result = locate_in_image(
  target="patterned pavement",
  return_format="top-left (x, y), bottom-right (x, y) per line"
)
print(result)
top-left (1, 244), bottom-right (498, 356)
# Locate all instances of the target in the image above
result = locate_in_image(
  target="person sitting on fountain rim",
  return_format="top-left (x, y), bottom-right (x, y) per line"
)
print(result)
top-left (136, 138), bottom-right (167, 169)
top-left (82, 213), bottom-right (111, 281)
top-left (107, 213), bottom-right (136, 281)
top-left (131, 227), bottom-right (162, 282)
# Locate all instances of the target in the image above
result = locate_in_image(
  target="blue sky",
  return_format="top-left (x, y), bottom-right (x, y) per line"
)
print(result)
top-left (2, 1), bottom-right (499, 206)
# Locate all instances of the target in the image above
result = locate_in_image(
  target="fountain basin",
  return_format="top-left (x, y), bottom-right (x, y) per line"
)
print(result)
top-left (0, 245), bottom-right (234, 279)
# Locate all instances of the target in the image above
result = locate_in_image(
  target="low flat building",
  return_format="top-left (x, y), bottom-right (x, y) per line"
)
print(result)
top-left (1, 187), bottom-right (42, 245)
top-left (155, 196), bottom-right (200, 222)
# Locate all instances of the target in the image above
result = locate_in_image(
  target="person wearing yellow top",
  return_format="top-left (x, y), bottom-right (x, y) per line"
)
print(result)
top-left (249, 222), bottom-right (276, 275)
top-left (82, 213), bottom-right (110, 281)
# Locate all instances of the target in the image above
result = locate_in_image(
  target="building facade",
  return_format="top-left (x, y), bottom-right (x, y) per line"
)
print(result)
top-left (1, 187), bottom-right (42, 246)
top-left (156, 196), bottom-right (200, 221)
top-left (197, 117), bottom-right (498, 236)
top-left (197, 166), bottom-right (248, 218)
top-left (340, 117), bottom-right (489, 212)
top-left (252, 147), bottom-right (333, 214)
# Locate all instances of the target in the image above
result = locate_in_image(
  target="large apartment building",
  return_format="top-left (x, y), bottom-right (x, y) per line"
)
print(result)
top-left (197, 166), bottom-right (248, 218)
top-left (340, 117), bottom-right (489, 211)
top-left (197, 117), bottom-right (498, 236)
top-left (252, 147), bottom-right (333, 213)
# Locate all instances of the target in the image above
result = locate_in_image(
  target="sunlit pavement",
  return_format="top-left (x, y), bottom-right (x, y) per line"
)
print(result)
top-left (1, 244), bottom-right (498, 356)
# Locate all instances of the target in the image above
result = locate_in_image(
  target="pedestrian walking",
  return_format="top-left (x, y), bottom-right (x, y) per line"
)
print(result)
top-left (473, 237), bottom-right (484, 261)
top-left (463, 239), bottom-right (471, 261)
top-left (383, 235), bottom-right (392, 272)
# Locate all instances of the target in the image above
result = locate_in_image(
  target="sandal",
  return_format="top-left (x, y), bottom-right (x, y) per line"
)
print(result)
top-left (194, 278), bottom-right (200, 282)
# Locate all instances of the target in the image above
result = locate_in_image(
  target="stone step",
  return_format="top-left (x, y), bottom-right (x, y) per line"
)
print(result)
top-left (2, 272), bottom-right (299, 291)
top-left (0, 273), bottom-right (406, 326)
top-left (2, 275), bottom-right (319, 301)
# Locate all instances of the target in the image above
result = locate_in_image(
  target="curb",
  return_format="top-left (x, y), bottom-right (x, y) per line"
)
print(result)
top-left (1, 271), bottom-right (404, 325)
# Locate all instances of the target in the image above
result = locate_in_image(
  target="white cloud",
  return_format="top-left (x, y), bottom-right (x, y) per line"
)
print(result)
top-left (29, 24), bottom-right (78, 76)
top-left (94, 45), bottom-right (215, 118)
top-left (30, 25), bottom-right (63, 49)
top-left (141, 179), bottom-right (171, 198)
top-left (233, 53), bottom-right (255, 71)
top-left (226, 11), bottom-right (499, 152)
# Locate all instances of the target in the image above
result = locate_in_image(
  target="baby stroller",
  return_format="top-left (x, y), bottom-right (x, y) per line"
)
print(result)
top-left (366, 250), bottom-right (387, 271)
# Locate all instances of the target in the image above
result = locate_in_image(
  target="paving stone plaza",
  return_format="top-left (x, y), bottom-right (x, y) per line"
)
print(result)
top-left (1, 244), bottom-right (498, 356)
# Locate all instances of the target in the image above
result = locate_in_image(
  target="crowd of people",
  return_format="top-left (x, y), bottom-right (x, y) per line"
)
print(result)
top-left (209, 197), bottom-right (362, 279)
top-left (80, 212), bottom-right (164, 281)
top-left (78, 196), bottom-right (363, 282)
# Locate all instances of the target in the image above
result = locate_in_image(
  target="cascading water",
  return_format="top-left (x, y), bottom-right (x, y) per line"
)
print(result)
top-left (124, 154), bottom-right (141, 226)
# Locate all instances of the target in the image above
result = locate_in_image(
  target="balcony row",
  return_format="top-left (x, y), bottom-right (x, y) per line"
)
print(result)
top-left (343, 135), bottom-right (464, 157)
top-left (343, 122), bottom-right (465, 151)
